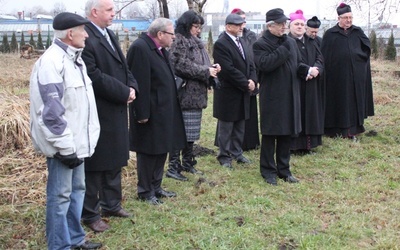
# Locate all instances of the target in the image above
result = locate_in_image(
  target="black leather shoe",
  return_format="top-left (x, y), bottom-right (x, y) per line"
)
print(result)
top-left (265, 177), bottom-right (278, 186)
top-left (155, 189), bottom-right (177, 198)
top-left (166, 170), bottom-right (188, 181)
top-left (221, 162), bottom-right (233, 169)
top-left (102, 208), bottom-right (131, 218)
top-left (183, 166), bottom-right (203, 175)
top-left (72, 241), bottom-right (102, 249)
top-left (280, 175), bottom-right (299, 183)
top-left (236, 155), bottom-right (250, 164)
top-left (138, 196), bottom-right (163, 205)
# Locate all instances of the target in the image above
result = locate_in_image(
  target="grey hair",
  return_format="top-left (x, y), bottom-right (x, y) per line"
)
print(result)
top-left (85, 0), bottom-right (101, 17)
top-left (53, 29), bottom-right (69, 39)
top-left (148, 18), bottom-right (173, 37)
top-left (266, 21), bottom-right (275, 26)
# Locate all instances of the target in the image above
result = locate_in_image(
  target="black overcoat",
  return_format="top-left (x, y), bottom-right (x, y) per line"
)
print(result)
top-left (253, 31), bottom-right (306, 136)
top-left (126, 33), bottom-right (186, 155)
top-left (289, 33), bottom-right (325, 135)
top-left (212, 32), bottom-right (257, 122)
top-left (321, 24), bottom-right (374, 130)
top-left (82, 23), bottom-right (138, 171)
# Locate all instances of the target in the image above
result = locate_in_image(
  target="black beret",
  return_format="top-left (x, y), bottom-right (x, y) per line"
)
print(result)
top-left (337, 3), bottom-right (352, 15)
top-left (53, 12), bottom-right (90, 30)
top-left (307, 16), bottom-right (321, 28)
top-left (266, 8), bottom-right (289, 23)
top-left (225, 13), bottom-right (245, 25)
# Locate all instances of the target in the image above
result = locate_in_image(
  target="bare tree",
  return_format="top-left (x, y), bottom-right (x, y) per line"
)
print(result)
top-left (115, 0), bottom-right (147, 17)
top-left (28, 5), bottom-right (52, 17)
top-left (168, 0), bottom-right (186, 19)
top-left (52, 2), bottom-right (67, 15)
top-left (157, 0), bottom-right (170, 18)
top-left (125, 2), bottom-right (147, 18)
top-left (146, 0), bottom-right (160, 19)
top-left (186, 0), bottom-right (207, 15)
top-left (344, 0), bottom-right (400, 31)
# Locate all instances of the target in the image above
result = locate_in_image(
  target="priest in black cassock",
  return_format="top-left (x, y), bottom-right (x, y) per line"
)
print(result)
top-left (287, 10), bottom-right (324, 155)
top-left (321, 3), bottom-right (374, 139)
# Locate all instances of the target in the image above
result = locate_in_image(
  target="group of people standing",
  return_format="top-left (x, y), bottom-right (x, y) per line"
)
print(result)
top-left (28, 1), bottom-right (374, 249)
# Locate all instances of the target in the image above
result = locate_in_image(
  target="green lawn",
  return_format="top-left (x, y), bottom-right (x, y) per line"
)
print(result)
top-left (1, 61), bottom-right (400, 249)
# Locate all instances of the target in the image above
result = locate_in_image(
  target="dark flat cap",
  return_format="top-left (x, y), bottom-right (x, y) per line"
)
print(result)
top-left (53, 12), bottom-right (90, 30)
top-left (307, 16), bottom-right (321, 28)
top-left (225, 13), bottom-right (245, 25)
top-left (266, 8), bottom-right (289, 23)
top-left (337, 3), bottom-right (352, 15)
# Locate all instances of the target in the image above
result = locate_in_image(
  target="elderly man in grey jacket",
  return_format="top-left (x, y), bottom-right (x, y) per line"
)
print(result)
top-left (29, 12), bottom-right (101, 250)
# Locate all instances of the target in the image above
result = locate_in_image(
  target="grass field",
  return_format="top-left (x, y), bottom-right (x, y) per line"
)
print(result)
top-left (0, 54), bottom-right (399, 249)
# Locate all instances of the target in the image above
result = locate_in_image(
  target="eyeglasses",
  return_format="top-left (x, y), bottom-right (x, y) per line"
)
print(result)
top-left (192, 24), bottom-right (203, 29)
top-left (161, 31), bottom-right (175, 36)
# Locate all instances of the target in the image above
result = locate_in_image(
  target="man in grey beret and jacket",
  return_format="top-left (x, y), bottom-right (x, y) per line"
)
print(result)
top-left (30, 12), bottom-right (102, 250)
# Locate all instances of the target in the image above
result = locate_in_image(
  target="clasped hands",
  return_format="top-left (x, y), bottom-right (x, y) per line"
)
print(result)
top-left (209, 63), bottom-right (221, 78)
top-left (127, 87), bottom-right (136, 104)
top-left (306, 67), bottom-right (319, 81)
top-left (248, 79), bottom-right (256, 92)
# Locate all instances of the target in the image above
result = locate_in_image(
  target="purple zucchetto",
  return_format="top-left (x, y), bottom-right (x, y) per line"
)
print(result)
top-left (337, 3), bottom-right (352, 15)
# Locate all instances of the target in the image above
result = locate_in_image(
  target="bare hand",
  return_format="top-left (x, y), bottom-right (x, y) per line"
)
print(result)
top-left (309, 67), bottom-right (319, 78)
top-left (248, 79), bottom-right (255, 92)
top-left (138, 119), bottom-right (148, 124)
top-left (209, 67), bottom-right (218, 78)
top-left (127, 87), bottom-right (136, 104)
top-left (212, 63), bottom-right (221, 73)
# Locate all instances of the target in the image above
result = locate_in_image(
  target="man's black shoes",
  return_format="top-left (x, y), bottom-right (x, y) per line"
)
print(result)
top-left (72, 241), bottom-right (102, 249)
top-left (155, 189), bottom-right (177, 198)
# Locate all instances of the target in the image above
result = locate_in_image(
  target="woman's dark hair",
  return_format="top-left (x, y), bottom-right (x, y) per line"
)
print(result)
top-left (175, 10), bottom-right (204, 38)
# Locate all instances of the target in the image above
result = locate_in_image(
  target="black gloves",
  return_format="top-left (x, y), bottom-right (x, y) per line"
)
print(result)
top-left (282, 40), bottom-right (291, 50)
top-left (280, 35), bottom-right (290, 50)
top-left (54, 152), bottom-right (83, 169)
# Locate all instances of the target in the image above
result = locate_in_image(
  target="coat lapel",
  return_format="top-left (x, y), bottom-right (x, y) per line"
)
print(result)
top-left (86, 23), bottom-right (122, 63)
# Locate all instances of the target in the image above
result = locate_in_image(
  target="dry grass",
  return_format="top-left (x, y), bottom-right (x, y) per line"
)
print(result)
top-left (0, 93), bottom-right (31, 156)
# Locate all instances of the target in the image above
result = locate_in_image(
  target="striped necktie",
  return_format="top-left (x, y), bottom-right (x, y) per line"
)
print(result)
top-left (104, 31), bottom-right (115, 51)
top-left (236, 37), bottom-right (245, 59)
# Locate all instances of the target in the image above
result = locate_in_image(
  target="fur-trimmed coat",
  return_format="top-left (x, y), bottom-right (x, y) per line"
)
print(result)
top-left (169, 34), bottom-right (211, 110)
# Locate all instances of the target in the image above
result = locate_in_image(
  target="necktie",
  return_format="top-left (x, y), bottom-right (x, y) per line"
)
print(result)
top-left (104, 31), bottom-right (115, 51)
top-left (236, 37), bottom-right (245, 59)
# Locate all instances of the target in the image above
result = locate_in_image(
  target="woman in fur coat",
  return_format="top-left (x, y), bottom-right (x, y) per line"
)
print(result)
top-left (166, 10), bottom-right (220, 181)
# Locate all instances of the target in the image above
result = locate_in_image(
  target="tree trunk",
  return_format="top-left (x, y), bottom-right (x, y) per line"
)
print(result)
top-left (185, 0), bottom-right (207, 15)
top-left (157, 0), bottom-right (164, 17)
top-left (161, 0), bottom-right (170, 18)
top-left (187, 0), bottom-right (194, 10)
top-left (157, 0), bottom-right (169, 18)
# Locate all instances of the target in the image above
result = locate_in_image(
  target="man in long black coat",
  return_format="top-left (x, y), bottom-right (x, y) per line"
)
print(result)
top-left (231, 8), bottom-right (260, 151)
top-left (321, 3), bottom-right (374, 138)
top-left (127, 18), bottom-right (186, 205)
top-left (81, 0), bottom-right (138, 232)
top-left (213, 14), bottom-right (257, 169)
top-left (253, 8), bottom-right (307, 186)
top-left (288, 10), bottom-right (324, 154)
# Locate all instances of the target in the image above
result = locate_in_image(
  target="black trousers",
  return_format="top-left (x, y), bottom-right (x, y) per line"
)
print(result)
top-left (82, 168), bottom-right (122, 224)
top-left (260, 135), bottom-right (292, 179)
top-left (216, 119), bottom-right (245, 164)
top-left (136, 152), bottom-right (167, 198)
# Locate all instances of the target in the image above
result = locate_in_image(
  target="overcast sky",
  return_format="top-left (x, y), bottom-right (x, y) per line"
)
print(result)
top-left (2, 0), bottom-right (399, 26)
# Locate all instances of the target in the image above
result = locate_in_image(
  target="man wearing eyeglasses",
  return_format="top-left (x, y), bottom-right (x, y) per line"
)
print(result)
top-left (321, 3), bottom-right (374, 139)
top-left (213, 14), bottom-right (257, 170)
top-left (253, 8), bottom-right (308, 186)
top-left (126, 18), bottom-right (186, 205)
